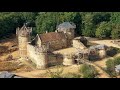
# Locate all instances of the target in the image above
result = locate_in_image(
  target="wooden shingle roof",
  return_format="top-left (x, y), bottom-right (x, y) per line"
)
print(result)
top-left (39, 32), bottom-right (66, 43)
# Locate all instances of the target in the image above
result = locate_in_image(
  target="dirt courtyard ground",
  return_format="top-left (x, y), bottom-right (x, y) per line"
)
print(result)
top-left (53, 47), bottom-right (78, 55)
top-left (1, 37), bottom-right (120, 78)
top-left (90, 40), bottom-right (120, 48)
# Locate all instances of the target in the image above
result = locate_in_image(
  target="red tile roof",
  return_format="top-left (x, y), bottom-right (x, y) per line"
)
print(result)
top-left (39, 32), bottom-right (66, 43)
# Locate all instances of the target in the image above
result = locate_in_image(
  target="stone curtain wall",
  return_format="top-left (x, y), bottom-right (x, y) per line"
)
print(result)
top-left (48, 54), bottom-right (63, 66)
top-left (27, 44), bottom-right (48, 69)
top-left (27, 44), bottom-right (63, 69)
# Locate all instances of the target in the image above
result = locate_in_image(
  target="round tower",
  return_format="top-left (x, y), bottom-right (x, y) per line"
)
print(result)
top-left (16, 24), bottom-right (32, 60)
top-left (63, 53), bottom-right (75, 65)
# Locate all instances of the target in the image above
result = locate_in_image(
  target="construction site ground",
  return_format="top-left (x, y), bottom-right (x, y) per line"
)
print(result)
top-left (0, 36), bottom-right (120, 78)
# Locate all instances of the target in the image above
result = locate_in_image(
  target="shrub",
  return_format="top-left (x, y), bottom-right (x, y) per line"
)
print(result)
top-left (46, 67), bottom-right (63, 78)
top-left (106, 59), bottom-right (115, 71)
top-left (62, 73), bottom-right (81, 78)
top-left (106, 57), bottom-right (120, 77)
top-left (79, 64), bottom-right (98, 78)
top-left (106, 59), bottom-right (117, 77)
top-left (114, 57), bottom-right (120, 65)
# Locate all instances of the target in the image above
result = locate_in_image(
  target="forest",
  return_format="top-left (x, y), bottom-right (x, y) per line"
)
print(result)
top-left (0, 12), bottom-right (120, 39)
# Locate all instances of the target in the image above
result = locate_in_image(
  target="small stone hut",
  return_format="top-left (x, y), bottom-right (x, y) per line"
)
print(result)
top-left (89, 44), bottom-right (107, 59)
top-left (63, 53), bottom-right (75, 65)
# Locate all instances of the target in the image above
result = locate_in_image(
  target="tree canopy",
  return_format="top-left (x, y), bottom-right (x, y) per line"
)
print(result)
top-left (0, 12), bottom-right (120, 39)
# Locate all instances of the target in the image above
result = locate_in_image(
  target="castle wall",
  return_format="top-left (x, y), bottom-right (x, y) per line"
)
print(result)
top-left (27, 44), bottom-right (63, 68)
top-left (48, 54), bottom-right (63, 66)
top-left (27, 44), bottom-right (48, 69)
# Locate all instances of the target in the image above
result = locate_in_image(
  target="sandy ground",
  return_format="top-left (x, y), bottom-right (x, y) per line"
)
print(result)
top-left (0, 51), bottom-right (19, 61)
top-left (53, 47), bottom-right (78, 55)
top-left (15, 65), bottom-right (80, 78)
top-left (1, 37), bottom-right (120, 78)
top-left (90, 40), bottom-right (120, 48)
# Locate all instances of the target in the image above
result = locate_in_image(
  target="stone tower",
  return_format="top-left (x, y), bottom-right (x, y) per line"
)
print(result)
top-left (16, 24), bottom-right (32, 60)
top-left (57, 22), bottom-right (76, 46)
top-left (63, 53), bottom-right (75, 65)
top-left (35, 44), bottom-right (49, 69)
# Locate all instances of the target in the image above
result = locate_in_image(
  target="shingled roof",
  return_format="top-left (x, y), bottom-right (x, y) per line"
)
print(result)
top-left (39, 32), bottom-right (66, 43)
top-left (57, 22), bottom-right (76, 29)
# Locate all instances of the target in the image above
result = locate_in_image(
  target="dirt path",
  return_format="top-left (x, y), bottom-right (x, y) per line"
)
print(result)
top-left (14, 65), bottom-right (80, 78)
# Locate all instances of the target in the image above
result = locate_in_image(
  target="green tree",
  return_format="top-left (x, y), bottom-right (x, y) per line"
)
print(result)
top-left (110, 12), bottom-right (120, 24)
top-left (111, 24), bottom-right (120, 39)
top-left (93, 12), bottom-right (111, 25)
top-left (36, 12), bottom-right (82, 35)
top-left (0, 12), bottom-right (38, 38)
top-left (82, 13), bottom-right (96, 37)
top-left (95, 22), bottom-right (112, 39)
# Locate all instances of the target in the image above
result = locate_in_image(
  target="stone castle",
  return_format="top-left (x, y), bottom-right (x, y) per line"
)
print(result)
top-left (16, 22), bottom-right (106, 69)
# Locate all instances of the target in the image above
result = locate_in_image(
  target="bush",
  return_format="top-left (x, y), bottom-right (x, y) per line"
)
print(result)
top-left (79, 64), bottom-right (98, 78)
top-left (62, 73), bottom-right (81, 78)
top-left (106, 59), bottom-right (117, 77)
top-left (114, 57), bottom-right (120, 65)
top-left (105, 57), bottom-right (120, 77)
top-left (46, 67), bottom-right (63, 78)
top-left (106, 59), bottom-right (115, 71)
